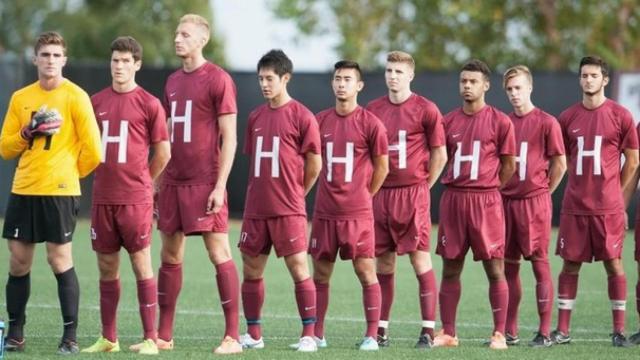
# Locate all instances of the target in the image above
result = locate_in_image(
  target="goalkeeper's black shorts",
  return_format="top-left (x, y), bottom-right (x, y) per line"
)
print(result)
top-left (2, 194), bottom-right (79, 243)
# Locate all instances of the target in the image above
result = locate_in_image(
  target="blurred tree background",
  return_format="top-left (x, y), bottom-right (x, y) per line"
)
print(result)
top-left (269, 0), bottom-right (640, 71)
top-left (0, 0), bottom-right (226, 66)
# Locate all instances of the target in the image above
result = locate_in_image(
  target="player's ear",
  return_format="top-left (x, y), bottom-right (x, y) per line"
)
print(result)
top-left (134, 60), bottom-right (142, 71)
top-left (603, 75), bottom-right (610, 87)
top-left (484, 79), bottom-right (490, 91)
top-left (282, 73), bottom-right (291, 83)
top-left (357, 80), bottom-right (364, 91)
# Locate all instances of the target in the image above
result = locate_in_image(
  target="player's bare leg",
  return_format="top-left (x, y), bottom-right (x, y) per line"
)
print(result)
top-left (203, 232), bottom-right (241, 354)
top-left (46, 242), bottom-right (80, 351)
top-left (155, 231), bottom-right (186, 348)
top-left (353, 257), bottom-right (381, 350)
top-left (552, 259), bottom-right (581, 344)
top-left (630, 263), bottom-right (640, 344)
top-left (409, 250), bottom-right (437, 347)
top-left (435, 258), bottom-right (463, 347)
top-left (5, 241), bottom-right (35, 350)
top-left (240, 253), bottom-right (268, 348)
top-left (483, 258), bottom-right (508, 349)
top-left (603, 258), bottom-right (631, 346)
top-left (375, 251), bottom-right (395, 345)
top-left (312, 258), bottom-right (335, 343)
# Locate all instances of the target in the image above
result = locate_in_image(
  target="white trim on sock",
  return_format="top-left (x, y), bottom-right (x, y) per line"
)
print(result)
top-left (610, 300), bottom-right (626, 311)
top-left (557, 298), bottom-right (575, 310)
top-left (378, 320), bottom-right (389, 328)
top-left (422, 320), bottom-right (436, 329)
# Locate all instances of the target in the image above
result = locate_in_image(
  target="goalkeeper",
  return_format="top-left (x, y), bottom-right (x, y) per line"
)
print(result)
top-left (0, 31), bottom-right (101, 355)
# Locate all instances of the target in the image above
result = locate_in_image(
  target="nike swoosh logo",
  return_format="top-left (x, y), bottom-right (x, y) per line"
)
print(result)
top-left (169, 92), bottom-right (176, 97)
top-left (367, 307), bottom-right (378, 311)
top-left (221, 299), bottom-right (232, 305)
top-left (304, 306), bottom-right (315, 311)
top-left (323, 134), bottom-right (331, 138)
top-left (140, 234), bottom-right (149, 239)
top-left (144, 302), bottom-right (157, 308)
top-left (288, 237), bottom-right (297, 242)
top-left (197, 217), bottom-right (208, 221)
top-left (63, 321), bottom-right (74, 326)
top-left (254, 128), bottom-right (262, 132)
top-left (452, 134), bottom-right (461, 138)
top-left (64, 232), bottom-right (73, 237)
top-left (98, 112), bottom-right (107, 116)
top-left (572, 129), bottom-right (580, 133)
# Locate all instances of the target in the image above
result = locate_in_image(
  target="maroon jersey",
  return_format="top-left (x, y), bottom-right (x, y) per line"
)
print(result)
top-left (91, 86), bottom-right (169, 205)
top-left (313, 106), bottom-right (388, 220)
top-left (162, 62), bottom-right (237, 185)
top-left (501, 108), bottom-right (565, 198)
top-left (366, 93), bottom-right (445, 187)
top-left (560, 99), bottom-right (638, 215)
top-left (440, 105), bottom-right (516, 189)
top-left (243, 100), bottom-right (321, 218)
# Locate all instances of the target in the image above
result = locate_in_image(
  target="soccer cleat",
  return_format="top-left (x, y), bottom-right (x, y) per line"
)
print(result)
top-left (529, 332), bottom-right (553, 348)
top-left (611, 332), bottom-right (632, 347)
top-left (629, 330), bottom-right (640, 345)
top-left (214, 336), bottom-right (242, 355)
top-left (550, 329), bottom-right (571, 345)
top-left (289, 336), bottom-right (326, 350)
top-left (4, 337), bottom-right (26, 352)
top-left (505, 333), bottom-right (520, 345)
top-left (414, 334), bottom-right (434, 349)
top-left (432, 330), bottom-right (459, 348)
top-left (239, 333), bottom-right (264, 349)
top-left (137, 339), bottom-right (160, 355)
top-left (296, 336), bottom-right (318, 352)
top-left (81, 336), bottom-right (120, 353)
top-left (130, 338), bottom-right (173, 352)
top-left (376, 333), bottom-right (390, 347)
top-left (357, 336), bottom-right (379, 351)
top-left (57, 339), bottom-right (79, 355)
top-left (488, 331), bottom-right (508, 350)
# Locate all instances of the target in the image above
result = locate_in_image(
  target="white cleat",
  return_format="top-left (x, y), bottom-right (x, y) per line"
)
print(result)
top-left (239, 333), bottom-right (264, 349)
top-left (289, 336), bottom-right (327, 349)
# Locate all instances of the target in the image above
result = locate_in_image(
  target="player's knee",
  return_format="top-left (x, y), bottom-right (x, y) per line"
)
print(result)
top-left (376, 255), bottom-right (395, 274)
top-left (47, 253), bottom-right (72, 273)
top-left (208, 248), bottom-right (231, 265)
top-left (9, 257), bottom-right (32, 276)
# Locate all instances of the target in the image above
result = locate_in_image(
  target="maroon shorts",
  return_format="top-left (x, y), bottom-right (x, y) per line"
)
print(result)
top-left (309, 218), bottom-right (374, 262)
top-left (91, 204), bottom-right (153, 254)
top-left (157, 183), bottom-right (228, 236)
top-left (239, 215), bottom-right (308, 258)
top-left (503, 193), bottom-right (552, 260)
top-left (436, 189), bottom-right (505, 261)
top-left (373, 183), bottom-right (431, 256)
top-left (557, 213), bottom-right (624, 262)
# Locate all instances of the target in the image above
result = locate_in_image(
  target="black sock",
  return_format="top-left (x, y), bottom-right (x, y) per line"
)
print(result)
top-left (6, 272), bottom-right (30, 340)
top-left (55, 268), bottom-right (79, 342)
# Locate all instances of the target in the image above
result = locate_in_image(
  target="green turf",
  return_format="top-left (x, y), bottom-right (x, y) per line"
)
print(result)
top-left (1, 219), bottom-right (639, 359)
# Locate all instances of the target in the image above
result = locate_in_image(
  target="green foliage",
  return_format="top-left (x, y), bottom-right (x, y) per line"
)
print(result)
top-left (270, 0), bottom-right (640, 71)
top-left (0, 0), bottom-right (225, 66)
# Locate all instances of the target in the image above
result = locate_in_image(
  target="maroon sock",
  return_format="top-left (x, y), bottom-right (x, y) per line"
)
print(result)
top-left (504, 262), bottom-right (521, 336)
top-left (608, 274), bottom-right (627, 334)
top-left (241, 278), bottom-right (264, 340)
top-left (137, 278), bottom-right (157, 341)
top-left (157, 262), bottom-right (182, 341)
top-left (439, 278), bottom-right (460, 337)
top-left (532, 259), bottom-right (553, 336)
top-left (363, 283), bottom-right (381, 338)
top-left (377, 273), bottom-right (394, 326)
top-left (417, 270), bottom-right (437, 337)
top-left (314, 281), bottom-right (329, 338)
top-left (557, 272), bottom-right (578, 334)
top-left (295, 277), bottom-right (316, 337)
top-left (489, 280), bottom-right (509, 334)
top-left (215, 260), bottom-right (240, 340)
top-left (99, 279), bottom-right (120, 343)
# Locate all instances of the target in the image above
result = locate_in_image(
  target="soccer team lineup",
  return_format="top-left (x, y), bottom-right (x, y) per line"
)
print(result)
top-left (3, 12), bottom-right (640, 357)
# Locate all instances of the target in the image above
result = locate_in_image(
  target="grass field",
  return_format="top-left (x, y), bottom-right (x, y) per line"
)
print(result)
top-left (1, 219), bottom-right (640, 359)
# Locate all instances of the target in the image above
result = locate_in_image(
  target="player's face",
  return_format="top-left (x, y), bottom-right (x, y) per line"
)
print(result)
top-left (33, 44), bottom-right (67, 80)
top-left (385, 62), bottom-right (414, 93)
top-left (580, 64), bottom-right (608, 96)
top-left (332, 68), bottom-right (363, 102)
top-left (258, 68), bottom-right (289, 101)
top-left (174, 22), bottom-right (206, 58)
top-left (111, 51), bottom-right (141, 86)
top-left (459, 70), bottom-right (489, 102)
top-left (505, 74), bottom-right (532, 108)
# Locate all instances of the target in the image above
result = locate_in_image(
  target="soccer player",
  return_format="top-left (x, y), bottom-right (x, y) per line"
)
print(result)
top-left (501, 65), bottom-right (566, 347)
top-left (433, 59), bottom-right (516, 350)
top-left (0, 31), bottom-right (102, 354)
top-left (365, 51), bottom-right (446, 348)
top-left (310, 60), bottom-right (389, 351)
top-left (630, 123), bottom-right (640, 345)
top-left (238, 49), bottom-right (322, 352)
top-left (81, 36), bottom-right (171, 355)
top-left (551, 56), bottom-right (639, 347)
top-left (141, 14), bottom-right (242, 354)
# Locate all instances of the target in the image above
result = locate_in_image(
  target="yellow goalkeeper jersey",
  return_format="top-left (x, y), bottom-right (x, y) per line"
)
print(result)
top-left (0, 79), bottom-right (102, 196)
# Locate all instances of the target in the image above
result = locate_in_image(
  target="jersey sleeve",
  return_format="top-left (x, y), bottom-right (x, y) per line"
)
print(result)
top-left (423, 103), bottom-right (445, 148)
top-left (147, 97), bottom-right (170, 143)
top-left (299, 110), bottom-right (321, 155)
top-left (212, 71), bottom-right (237, 116)
top-left (619, 107), bottom-right (639, 150)
top-left (74, 90), bottom-right (102, 178)
top-left (545, 115), bottom-right (565, 157)
top-left (0, 93), bottom-right (30, 159)
top-left (498, 113), bottom-right (516, 156)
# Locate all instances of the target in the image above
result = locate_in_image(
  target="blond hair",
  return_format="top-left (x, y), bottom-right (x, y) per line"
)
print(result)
top-left (179, 14), bottom-right (210, 42)
top-left (35, 31), bottom-right (66, 55)
top-left (387, 51), bottom-right (415, 70)
top-left (503, 65), bottom-right (532, 89)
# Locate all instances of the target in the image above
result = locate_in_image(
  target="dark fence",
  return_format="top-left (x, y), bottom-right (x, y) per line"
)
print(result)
top-left (0, 58), bottom-right (628, 225)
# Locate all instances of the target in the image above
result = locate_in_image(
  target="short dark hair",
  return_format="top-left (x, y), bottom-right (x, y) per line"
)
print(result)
top-left (334, 60), bottom-right (362, 80)
top-left (579, 56), bottom-right (609, 78)
top-left (461, 59), bottom-right (491, 81)
top-left (257, 49), bottom-right (293, 77)
top-left (35, 31), bottom-right (66, 55)
top-left (111, 36), bottom-right (142, 61)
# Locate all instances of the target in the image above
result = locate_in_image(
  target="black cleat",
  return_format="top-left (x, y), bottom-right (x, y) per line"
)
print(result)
top-left (376, 333), bottom-right (389, 347)
top-left (57, 339), bottom-right (79, 355)
top-left (415, 334), bottom-right (434, 349)
top-left (629, 330), bottom-right (640, 345)
top-left (611, 332), bottom-right (632, 348)
top-left (505, 333), bottom-right (520, 346)
top-left (550, 329), bottom-right (571, 345)
top-left (529, 332), bottom-right (553, 348)
top-left (4, 337), bottom-right (26, 352)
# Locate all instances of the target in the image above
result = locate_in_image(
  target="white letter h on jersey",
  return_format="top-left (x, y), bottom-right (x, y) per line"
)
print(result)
top-left (576, 136), bottom-right (602, 175)
top-left (170, 100), bottom-right (192, 143)
top-left (389, 130), bottom-right (407, 169)
top-left (453, 141), bottom-right (480, 180)
top-left (101, 120), bottom-right (129, 163)
top-left (326, 142), bottom-right (354, 182)
top-left (254, 136), bottom-right (280, 178)
top-left (515, 142), bottom-right (528, 181)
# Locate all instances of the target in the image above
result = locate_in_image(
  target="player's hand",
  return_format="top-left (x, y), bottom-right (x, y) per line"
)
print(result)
top-left (206, 187), bottom-right (224, 214)
top-left (29, 106), bottom-right (63, 137)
